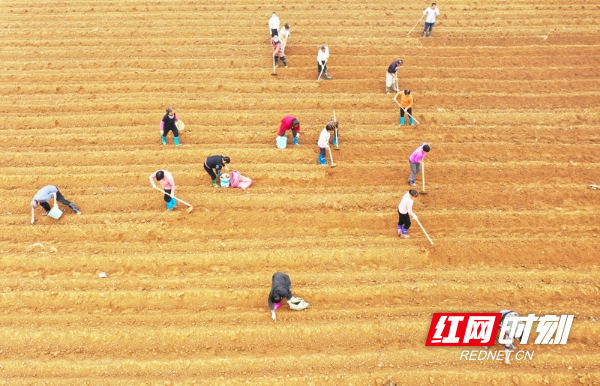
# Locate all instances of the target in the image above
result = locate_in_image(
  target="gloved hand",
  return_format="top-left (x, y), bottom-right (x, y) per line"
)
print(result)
top-left (271, 311), bottom-right (276, 321)
top-left (413, 215), bottom-right (418, 220)
top-left (296, 133), bottom-right (300, 138)
top-left (151, 183), bottom-right (156, 188)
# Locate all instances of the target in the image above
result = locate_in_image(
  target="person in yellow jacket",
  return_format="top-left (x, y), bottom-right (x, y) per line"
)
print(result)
top-left (394, 89), bottom-right (414, 126)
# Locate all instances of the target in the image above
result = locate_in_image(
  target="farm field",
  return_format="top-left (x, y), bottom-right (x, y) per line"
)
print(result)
top-left (1, 0), bottom-right (600, 384)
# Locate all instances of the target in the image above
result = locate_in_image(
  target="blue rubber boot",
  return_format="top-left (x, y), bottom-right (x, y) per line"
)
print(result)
top-left (293, 137), bottom-right (299, 146)
top-left (166, 200), bottom-right (172, 210)
top-left (409, 118), bottom-right (414, 126)
top-left (318, 154), bottom-right (327, 165)
top-left (170, 197), bottom-right (177, 209)
top-left (332, 137), bottom-right (338, 147)
top-left (400, 117), bottom-right (405, 125)
top-left (397, 225), bottom-right (402, 236)
top-left (161, 136), bottom-right (167, 145)
top-left (174, 137), bottom-right (180, 146)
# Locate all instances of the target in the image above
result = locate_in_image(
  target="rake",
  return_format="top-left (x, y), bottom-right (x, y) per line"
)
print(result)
top-left (153, 186), bottom-right (194, 213)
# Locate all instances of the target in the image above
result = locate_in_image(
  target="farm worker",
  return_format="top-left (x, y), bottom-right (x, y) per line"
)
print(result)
top-left (160, 106), bottom-right (180, 146)
top-left (269, 12), bottom-right (280, 37)
top-left (317, 123), bottom-right (335, 165)
top-left (394, 89), bottom-right (414, 126)
top-left (317, 45), bottom-right (332, 80)
top-left (408, 142), bottom-right (430, 186)
top-left (397, 189), bottom-right (419, 238)
top-left (423, 3), bottom-right (440, 37)
top-left (271, 36), bottom-right (288, 68)
top-left (204, 155), bottom-right (231, 187)
top-left (278, 115), bottom-right (301, 146)
top-left (279, 24), bottom-right (291, 49)
top-left (328, 118), bottom-right (339, 147)
top-left (268, 272), bottom-right (294, 321)
top-left (483, 310), bottom-right (526, 364)
top-left (149, 170), bottom-right (177, 210)
top-left (30, 185), bottom-right (81, 224)
top-left (386, 59), bottom-right (403, 94)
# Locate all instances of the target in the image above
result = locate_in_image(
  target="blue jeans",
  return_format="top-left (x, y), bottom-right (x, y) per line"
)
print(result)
top-left (423, 22), bottom-right (435, 35)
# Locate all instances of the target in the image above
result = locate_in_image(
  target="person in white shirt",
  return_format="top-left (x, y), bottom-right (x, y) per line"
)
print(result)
top-left (269, 12), bottom-right (280, 37)
top-left (317, 45), bottom-right (332, 80)
top-left (397, 190), bottom-right (419, 238)
top-left (422, 3), bottom-right (440, 37)
top-left (317, 123), bottom-right (335, 165)
top-left (279, 24), bottom-right (291, 49)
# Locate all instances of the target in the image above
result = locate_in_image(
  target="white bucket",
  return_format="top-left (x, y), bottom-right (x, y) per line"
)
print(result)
top-left (288, 297), bottom-right (310, 311)
top-left (48, 206), bottom-right (63, 220)
top-left (220, 173), bottom-right (231, 188)
top-left (176, 120), bottom-right (185, 131)
top-left (276, 136), bottom-right (287, 149)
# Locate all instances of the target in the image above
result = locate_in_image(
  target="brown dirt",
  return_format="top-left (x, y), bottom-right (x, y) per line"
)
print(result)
top-left (1, 0), bottom-right (600, 384)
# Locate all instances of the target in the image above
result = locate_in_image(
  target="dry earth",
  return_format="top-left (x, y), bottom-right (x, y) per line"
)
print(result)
top-left (1, 0), bottom-right (599, 384)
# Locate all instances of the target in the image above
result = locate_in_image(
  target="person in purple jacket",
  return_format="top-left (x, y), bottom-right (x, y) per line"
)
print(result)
top-left (408, 142), bottom-right (430, 186)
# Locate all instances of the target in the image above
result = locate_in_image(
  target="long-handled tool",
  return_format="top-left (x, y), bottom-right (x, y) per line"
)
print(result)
top-left (407, 15), bottom-right (424, 36)
top-left (394, 100), bottom-right (420, 125)
top-left (420, 162), bottom-right (428, 195)
top-left (153, 186), bottom-right (194, 213)
top-left (327, 146), bottom-right (337, 168)
top-left (414, 217), bottom-right (434, 245)
top-left (333, 110), bottom-right (340, 150)
top-left (272, 53), bottom-right (277, 76)
top-left (394, 74), bottom-right (399, 93)
top-left (317, 60), bottom-right (327, 83)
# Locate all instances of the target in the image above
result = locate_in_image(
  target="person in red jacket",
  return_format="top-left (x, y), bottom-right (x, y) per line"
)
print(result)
top-left (278, 116), bottom-right (301, 146)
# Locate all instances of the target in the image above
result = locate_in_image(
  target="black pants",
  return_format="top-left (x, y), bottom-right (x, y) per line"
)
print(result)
top-left (163, 125), bottom-right (179, 138)
top-left (400, 107), bottom-right (412, 117)
top-left (40, 190), bottom-right (72, 212)
top-left (204, 164), bottom-right (217, 180)
top-left (398, 210), bottom-right (411, 230)
top-left (274, 56), bottom-right (287, 66)
top-left (271, 28), bottom-right (278, 37)
top-left (318, 61), bottom-right (327, 76)
top-left (280, 128), bottom-right (299, 138)
top-left (319, 147), bottom-right (326, 157)
top-left (163, 189), bottom-right (172, 203)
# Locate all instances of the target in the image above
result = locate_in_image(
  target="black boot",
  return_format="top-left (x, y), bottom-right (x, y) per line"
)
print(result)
top-left (69, 203), bottom-right (81, 214)
top-left (281, 57), bottom-right (288, 68)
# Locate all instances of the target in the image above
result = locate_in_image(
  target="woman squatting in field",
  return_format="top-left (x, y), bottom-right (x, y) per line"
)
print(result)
top-left (204, 155), bottom-right (231, 187)
top-left (317, 122), bottom-right (335, 165)
top-left (397, 189), bottom-right (419, 238)
top-left (160, 107), bottom-right (180, 146)
top-left (408, 142), bottom-right (430, 186)
top-left (268, 272), bottom-right (294, 321)
top-left (149, 170), bottom-right (177, 210)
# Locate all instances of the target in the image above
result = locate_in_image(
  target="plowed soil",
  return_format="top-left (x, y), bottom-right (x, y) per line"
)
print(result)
top-left (1, 0), bottom-right (599, 384)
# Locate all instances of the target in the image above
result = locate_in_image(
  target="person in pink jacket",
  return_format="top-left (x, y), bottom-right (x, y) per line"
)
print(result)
top-left (408, 142), bottom-right (430, 186)
top-left (149, 170), bottom-right (177, 210)
top-left (278, 116), bottom-right (301, 145)
top-left (397, 189), bottom-right (419, 238)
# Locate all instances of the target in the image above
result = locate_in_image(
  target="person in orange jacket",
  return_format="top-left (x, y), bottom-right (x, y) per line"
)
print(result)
top-left (394, 89), bottom-right (414, 126)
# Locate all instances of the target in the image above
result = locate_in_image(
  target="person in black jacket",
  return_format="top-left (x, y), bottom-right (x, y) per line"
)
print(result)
top-left (160, 106), bottom-right (181, 146)
top-left (268, 272), bottom-right (294, 321)
top-left (204, 155), bottom-right (231, 187)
